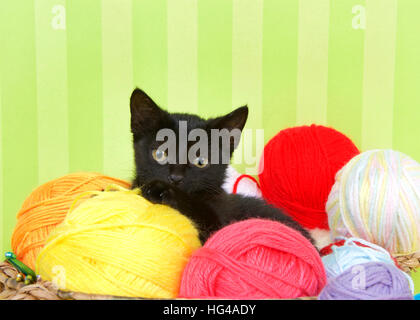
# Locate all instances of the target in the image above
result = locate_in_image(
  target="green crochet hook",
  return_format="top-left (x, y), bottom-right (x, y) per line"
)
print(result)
top-left (5, 252), bottom-right (37, 284)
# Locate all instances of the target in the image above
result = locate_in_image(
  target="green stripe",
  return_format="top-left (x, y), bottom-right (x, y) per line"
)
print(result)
top-left (361, 0), bottom-right (397, 151)
top-left (393, 0), bottom-right (420, 163)
top-left (35, 0), bottom-right (69, 184)
top-left (327, 0), bottom-right (365, 149)
top-left (0, 2), bottom-right (39, 251)
top-left (67, 0), bottom-right (103, 173)
top-left (296, 0), bottom-right (330, 125)
top-left (0, 72), bottom-right (3, 253)
top-left (132, 0), bottom-right (168, 108)
top-left (232, 0), bottom-right (263, 175)
top-left (198, 0), bottom-right (232, 119)
top-left (102, 0), bottom-right (133, 181)
top-left (412, 270), bottom-right (420, 296)
top-left (167, 0), bottom-right (198, 113)
top-left (263, 0), bottom-right (299, 143)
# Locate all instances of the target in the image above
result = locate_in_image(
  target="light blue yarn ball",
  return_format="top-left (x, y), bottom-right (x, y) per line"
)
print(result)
top-left (322, 237), bottom-right (415, 295)
top-left (322, 237), bottom-right (398, 278)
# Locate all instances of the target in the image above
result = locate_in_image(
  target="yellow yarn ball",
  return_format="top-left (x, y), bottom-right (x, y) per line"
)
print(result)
top-left (35, 187), bottom-right (201, 298)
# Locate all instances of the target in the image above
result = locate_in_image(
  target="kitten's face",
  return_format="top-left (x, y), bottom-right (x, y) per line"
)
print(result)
top-left (130, 88), bottom-right (248, 195)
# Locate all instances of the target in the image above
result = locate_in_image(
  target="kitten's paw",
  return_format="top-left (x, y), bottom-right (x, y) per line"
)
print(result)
top-left (141, 180), bottom-right (176, 206)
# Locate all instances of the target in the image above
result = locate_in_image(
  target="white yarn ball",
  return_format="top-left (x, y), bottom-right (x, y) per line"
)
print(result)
top-left (222, 166), bottom-right (262, 198)
top-left (327, 149), bottom-right (420, 256)
top-left (309, 228), bottom-right (333, 250)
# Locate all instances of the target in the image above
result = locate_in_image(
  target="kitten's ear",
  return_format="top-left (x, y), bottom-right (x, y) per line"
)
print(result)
top-left (209, 106), bottom-right (248, 132)
top-left (208, 106), bottom-right (248, 153)
top-left (130, 88), bottom-right (167, 137)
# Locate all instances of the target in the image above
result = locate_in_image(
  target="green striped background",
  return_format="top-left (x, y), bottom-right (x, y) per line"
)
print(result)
top-left (1, 0), bottom-right (420, 289)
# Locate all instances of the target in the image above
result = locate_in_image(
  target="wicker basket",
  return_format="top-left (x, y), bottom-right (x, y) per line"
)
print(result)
top-left (395, 252), bottom-right (420, 273)
top-left (0, 260), bottom-right (320, 300)
top-left (1, 252), bottom-right (418, 300)
top-left (0, 261), bottom-right (150, 300)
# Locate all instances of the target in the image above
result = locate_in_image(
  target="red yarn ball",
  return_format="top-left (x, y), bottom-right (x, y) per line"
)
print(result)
top-left (258, 125), bottom-right (359, 230)
top-left (179, 219), bottom-right (327, 299)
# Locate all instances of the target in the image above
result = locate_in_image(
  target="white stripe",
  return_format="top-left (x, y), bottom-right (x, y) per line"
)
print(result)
top-left (232, 0), bottom-right (263, 175)
top-left (296, 0), bottom-right (330, 125)
top-left (35, 0), bottom-right (69, 183)
top-left (361, 0), bottom-right (397, 151)
top-left (232, 0), bottom-right (263, 126)
top-left (167, 0), bottom-right (198, 113)
top-left (102, 0), bottom-right (134, 180)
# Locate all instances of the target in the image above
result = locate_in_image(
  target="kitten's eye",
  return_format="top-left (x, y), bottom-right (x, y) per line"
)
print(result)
top-left (193, 156), bottom-right (209, 168)
top-left (152, 149), bottom-right (167, 163)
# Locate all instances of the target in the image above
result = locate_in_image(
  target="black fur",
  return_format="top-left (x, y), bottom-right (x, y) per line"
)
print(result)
top-left (130, 88), bottom-right (312, 244)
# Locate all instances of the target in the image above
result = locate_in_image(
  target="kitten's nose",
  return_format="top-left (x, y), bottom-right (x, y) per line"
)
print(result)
top-left (168, 174), bottom-right (183, 184)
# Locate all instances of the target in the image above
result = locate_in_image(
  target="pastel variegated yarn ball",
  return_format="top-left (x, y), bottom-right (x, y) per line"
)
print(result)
top-left (327, 149), bottom-right (420, 256)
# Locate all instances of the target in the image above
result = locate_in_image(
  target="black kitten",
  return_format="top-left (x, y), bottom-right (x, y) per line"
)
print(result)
top-left (130, 88), bottom-right (312, 244)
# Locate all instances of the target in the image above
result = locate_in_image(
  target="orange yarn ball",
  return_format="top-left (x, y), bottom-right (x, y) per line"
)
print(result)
top-left (11, 172), bottom-right (130, 269)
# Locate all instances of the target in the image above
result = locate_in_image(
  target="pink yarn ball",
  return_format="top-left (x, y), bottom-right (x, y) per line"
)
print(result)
top-left (179, 219), bottom-right (327, 299)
